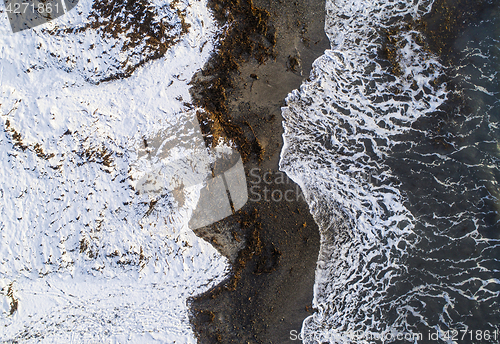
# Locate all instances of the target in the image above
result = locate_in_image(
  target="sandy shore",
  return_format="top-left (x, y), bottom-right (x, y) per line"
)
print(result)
top-left (189, 0), bottom-right (330, 343)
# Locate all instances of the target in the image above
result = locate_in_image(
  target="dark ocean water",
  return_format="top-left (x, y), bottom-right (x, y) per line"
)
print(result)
top-left (280, 0), bottom-right (499, 342)
top-left (389, 2), bottom-right (500, 340)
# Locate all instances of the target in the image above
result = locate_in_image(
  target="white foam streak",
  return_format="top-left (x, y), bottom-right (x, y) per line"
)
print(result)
top-left (280, 0), bottom-right (448, 341)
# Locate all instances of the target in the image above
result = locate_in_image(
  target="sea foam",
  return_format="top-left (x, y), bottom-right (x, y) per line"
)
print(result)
top-left (280, 0), bottom-right (456, 341)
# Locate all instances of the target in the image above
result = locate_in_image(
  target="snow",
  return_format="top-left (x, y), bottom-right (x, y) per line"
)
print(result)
top-left (0, 0), bottom-right (229, 342)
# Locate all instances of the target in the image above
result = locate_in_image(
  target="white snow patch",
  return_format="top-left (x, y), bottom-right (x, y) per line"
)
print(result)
top-left (0, 0), bottom-right (228, 342)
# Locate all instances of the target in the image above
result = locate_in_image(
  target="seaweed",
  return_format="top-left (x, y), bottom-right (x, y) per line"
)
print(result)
top-left (190, 0), bottom-right (276, 162)
top-left (420, 0), bottom-right (497, 65)
top-left (46, 0), bottom-right (190, 83)
top-left (3, 117), bottom-right (55, 160)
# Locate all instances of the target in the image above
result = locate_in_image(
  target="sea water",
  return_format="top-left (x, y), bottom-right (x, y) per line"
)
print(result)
top-left (280, 0), bottom-right (500, 342)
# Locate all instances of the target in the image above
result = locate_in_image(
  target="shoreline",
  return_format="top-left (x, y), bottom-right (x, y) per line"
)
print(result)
top-left (188, 0), bottom-right (330, 342)
top-left (189, 0), bottom-right (499, 342)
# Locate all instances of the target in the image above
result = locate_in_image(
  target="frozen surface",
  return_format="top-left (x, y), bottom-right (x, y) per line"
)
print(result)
top-left (0, 0), bottom-right (229, 342)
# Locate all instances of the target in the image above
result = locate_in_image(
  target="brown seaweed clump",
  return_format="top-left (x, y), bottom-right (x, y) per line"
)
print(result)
top-left (43, 0), bottom-right (190, 83)
top-left (380, 0), bottom-right (495, 78)
top-left (420, 0), bottom-right (496, 65)
top-left (190, 0), bottom-right (276, 162)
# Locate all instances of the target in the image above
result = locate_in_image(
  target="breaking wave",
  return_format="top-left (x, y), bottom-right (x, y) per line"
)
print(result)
top-left (280, 0), bottom-right (500, 342)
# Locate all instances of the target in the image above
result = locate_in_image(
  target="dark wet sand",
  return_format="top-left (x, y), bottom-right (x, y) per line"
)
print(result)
top-left (190, 0), bottom-right (330, 343)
